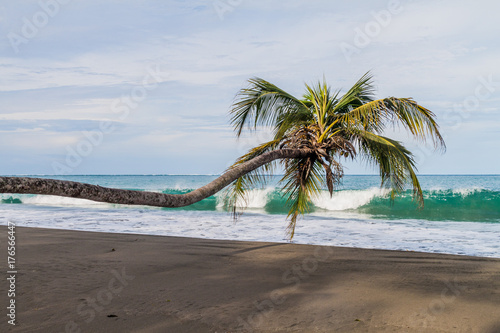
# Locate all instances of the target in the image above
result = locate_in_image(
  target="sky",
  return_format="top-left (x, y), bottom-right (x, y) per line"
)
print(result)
top-left (0, 0), bottom-right (499, 175)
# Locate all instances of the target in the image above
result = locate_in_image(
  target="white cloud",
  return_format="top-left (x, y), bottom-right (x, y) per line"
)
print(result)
top-left (0, 0), bottom-right (498, 174)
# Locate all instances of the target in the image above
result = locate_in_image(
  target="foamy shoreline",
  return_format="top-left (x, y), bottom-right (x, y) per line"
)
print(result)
top-left (2, 203), bottom-right (500, 258)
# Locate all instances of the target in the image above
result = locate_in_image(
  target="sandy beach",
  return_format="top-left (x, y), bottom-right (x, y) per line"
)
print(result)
top-left (2, 226), bottom-right (500, 332)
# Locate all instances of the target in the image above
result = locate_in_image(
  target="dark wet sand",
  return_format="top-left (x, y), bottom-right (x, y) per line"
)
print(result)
top-left (2, 226), bottom-right (500, 332)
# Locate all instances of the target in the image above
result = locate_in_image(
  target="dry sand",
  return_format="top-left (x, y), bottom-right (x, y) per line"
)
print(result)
top-left (2, 226), bottom-right (500, 333)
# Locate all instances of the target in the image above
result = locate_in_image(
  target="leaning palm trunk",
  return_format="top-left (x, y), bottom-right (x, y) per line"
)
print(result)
top-left (0, 148), bottom-right (314, 208)
top-left (1, 73), bottom-right (445, 239)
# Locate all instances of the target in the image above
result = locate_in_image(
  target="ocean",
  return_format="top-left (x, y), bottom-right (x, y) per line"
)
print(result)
top-left (1, 175), bottom-right (499, 258)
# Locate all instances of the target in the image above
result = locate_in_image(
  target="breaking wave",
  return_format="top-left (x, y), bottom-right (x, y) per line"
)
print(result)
top-left (2, 186), bottom-right (498, 222)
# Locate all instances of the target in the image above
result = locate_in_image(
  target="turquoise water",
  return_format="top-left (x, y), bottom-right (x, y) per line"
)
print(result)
top-left (2, 175), bottom-right (498, 222)
top-left (1, 175), bottom-right (499, 257)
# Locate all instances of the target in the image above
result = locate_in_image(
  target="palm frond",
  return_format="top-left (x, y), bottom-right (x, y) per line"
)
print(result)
top-left (303, 79), bottom-right (340, 131)
top-left (351, 129), bottom-right (423, 206)
top-left (330, 72), bottom-right (376, 116)
top-left (230, 78), bottom-right (308, 137)
top-left (340, 97), bottom-right (446, 150)
top-left (222, 139), bottom-right (281, 217)
top-left (223, 170), bottom-right (266, 218)
top-left (273, 106), bottom-right (314, 140)
top-left (279, 157), bottom-right (324, 239)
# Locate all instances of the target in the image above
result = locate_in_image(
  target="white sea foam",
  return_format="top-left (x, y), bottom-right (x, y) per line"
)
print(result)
top-left (237, 188), bottom-right (275, 208)
top-left (0, 194), bottom-right (116, 208)
top-left (313, 188), bottom-right (389, 211)
top-left (23, 195), bottom-right (113, 207)
top-left (451, 187), bottom-right (482, 196)
top-left (215, 187), bottom-right (275, 209)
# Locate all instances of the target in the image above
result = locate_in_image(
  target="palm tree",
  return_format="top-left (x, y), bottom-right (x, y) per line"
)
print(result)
top-left (224, 72), bottom-right (445, 238)
top-left (0, 73), bottom-right (444, 239)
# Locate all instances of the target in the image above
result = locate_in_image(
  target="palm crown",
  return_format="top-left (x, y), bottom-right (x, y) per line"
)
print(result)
top-left (225, 72), bottom-right (445, 239)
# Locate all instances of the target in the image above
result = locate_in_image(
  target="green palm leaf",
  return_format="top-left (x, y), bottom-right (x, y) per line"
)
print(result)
top-left (350, 129), bottom-right (423, 205)
top-left (230, 78), bottom-right (308, 137)
top-left (340, 97), bottom-right (446, 149)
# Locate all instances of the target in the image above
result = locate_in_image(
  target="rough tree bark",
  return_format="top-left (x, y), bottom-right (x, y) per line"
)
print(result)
top-left (0, 149), bottom-right (314, 208)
